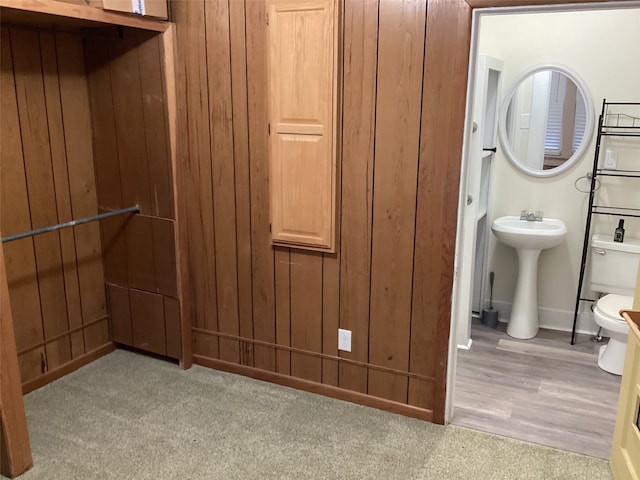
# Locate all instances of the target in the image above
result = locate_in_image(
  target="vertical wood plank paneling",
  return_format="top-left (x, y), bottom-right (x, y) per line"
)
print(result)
top-left (107, 32), bottom-right (160, 313)
top-left (321, 0), bottom-right (344, 388)
top-left (409, 0), bottom-right (470, 421)
top-left (151, 218), bottom-right (177, 297)
top-left (107, 283), bottom-right (132, 345)
top-left (109, 33), bottom-right (153, 214)
top-left (84, 36), bottom-right (123, 212)
top-left (172, 0), bottom-right (219, 358)
top-left (161, 21), bottom-right (193, 369)
top-left (125, 215), bottom-right (157, 292)
top-left (229, 0), bottom-right (255, 367)
top-left (84, 30), bottom-right (182, 362)
top-left (0, 28), bottom-right (45, 381)
top-left (290, 251), bottom-right (323, 383)
top-left (41, 31), bottom-right (84, 360)
top-left (367, 0), bottom-right (426, 403)
top-left (206, 0), bottom-right (240, 364)
top-left (16, 352), bottom-right (44, 385)
top-left (175, 0), bottom-right (446, 417)
top-left (338, 0), bottom-right (378, 395)
top-left (246, 0), bottom-right (276, 371)
top-left (164, 296), bottom-right (182, 359)
top-left (274, 248), bottom-right (290, 375)
top-left (322, 251), bottom-right (339, 386)
top-left (56, 32), bottom-right (108, 350)
top-left (135, 31), bottom-right (175, 219)
top-left (3, 27), bottom-right (110, 384)
top-left (130, 289), bottom-right (166, 356)
top-left (4, 24), bottom-right (178, 387)
top-left (99, 214), bottom-right (130, 287)
top-left (11, 28), bottom-right (70, 372)
top-left (163, 21), bottom-right (193, 367)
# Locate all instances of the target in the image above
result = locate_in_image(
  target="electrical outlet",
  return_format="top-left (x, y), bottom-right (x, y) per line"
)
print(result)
top-left (338, 328), bottom-right (352, 352)
top-left (604, 149), bottom-right (618, 169)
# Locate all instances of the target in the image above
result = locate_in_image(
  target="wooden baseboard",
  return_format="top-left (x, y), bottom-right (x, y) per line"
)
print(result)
top-left (22, 342), bottom-right (116, 395)
top-left (193, 355), bottom-right (434, 423)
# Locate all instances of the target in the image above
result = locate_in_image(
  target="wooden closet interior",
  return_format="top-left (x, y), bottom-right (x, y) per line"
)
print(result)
top-left (1, 14), bottom-right (182, 390)
top-left (0, 3), bottom-right (184, 475)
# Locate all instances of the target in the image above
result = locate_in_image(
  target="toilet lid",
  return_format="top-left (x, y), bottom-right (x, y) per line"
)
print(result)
top-left (596, 294), bottom-right (634, 320)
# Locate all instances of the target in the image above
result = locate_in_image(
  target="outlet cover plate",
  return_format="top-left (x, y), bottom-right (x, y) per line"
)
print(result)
top-left (338, 328), bottom-right (352, 352)
top-left (604, 149), bottom-right (618, 169)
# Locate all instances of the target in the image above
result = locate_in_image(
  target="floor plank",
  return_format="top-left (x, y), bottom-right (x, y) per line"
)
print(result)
top-left (452, 320), bottom-right (621, 459)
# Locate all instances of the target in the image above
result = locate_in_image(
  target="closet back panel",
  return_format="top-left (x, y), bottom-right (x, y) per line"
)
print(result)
top-left (0, 26), bottom-right (109, 386)
top-left (84, 27), bottom-right (181, 360)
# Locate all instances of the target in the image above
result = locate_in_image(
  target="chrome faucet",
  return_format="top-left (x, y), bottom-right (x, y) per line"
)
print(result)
top-left (520, 210), bottom-right (543, 222)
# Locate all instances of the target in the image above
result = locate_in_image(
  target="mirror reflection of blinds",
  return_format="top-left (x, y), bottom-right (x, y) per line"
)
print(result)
top-left (573, 94), bottom-right (587, 151)
top-left (544, 72), bottom-right (566, 155)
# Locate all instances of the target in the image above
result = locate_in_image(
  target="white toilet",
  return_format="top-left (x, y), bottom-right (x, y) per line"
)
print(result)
top-left (590, 234), bottom-right (640, 375)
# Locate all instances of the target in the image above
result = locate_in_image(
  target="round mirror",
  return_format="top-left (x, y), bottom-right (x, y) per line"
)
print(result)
top-left (498, 65), bottom-right (594, 177)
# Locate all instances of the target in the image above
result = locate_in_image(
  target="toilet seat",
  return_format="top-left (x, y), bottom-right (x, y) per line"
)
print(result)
top-left (594, 294), bottom-right (633, 334)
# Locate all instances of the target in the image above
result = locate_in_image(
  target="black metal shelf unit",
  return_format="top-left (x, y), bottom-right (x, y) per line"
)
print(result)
top-left (571, 100), bottom-right (640, 345)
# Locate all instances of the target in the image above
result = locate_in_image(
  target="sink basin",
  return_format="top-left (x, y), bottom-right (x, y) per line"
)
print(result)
top-left (490, 216), bottom-right (567, 340)
top-left (491, 216), bottom-right (567, 250)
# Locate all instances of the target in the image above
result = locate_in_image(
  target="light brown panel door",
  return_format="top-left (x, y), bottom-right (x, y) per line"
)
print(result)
top-left (611, 311), bottom-right (640, 480)
top-left (268, 0), bottom-right (337, 251)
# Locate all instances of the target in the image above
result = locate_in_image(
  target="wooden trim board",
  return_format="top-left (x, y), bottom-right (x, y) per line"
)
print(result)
top-left (21, 343), bottom-right (115, 395)
top-left (193, 328), bottom-right (436, 383)
top-left (193, 355), bottom-right (434, 423)
top-left (162, 20), bottom-right (192, 369)
top-left (1, 249), bottom-right (33, 478)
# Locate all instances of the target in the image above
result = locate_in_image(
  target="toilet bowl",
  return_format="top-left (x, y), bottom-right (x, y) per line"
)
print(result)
top-left (593, 293), bottom-right (633, 375)
top-left (589, 235), bottom-right (640, 375)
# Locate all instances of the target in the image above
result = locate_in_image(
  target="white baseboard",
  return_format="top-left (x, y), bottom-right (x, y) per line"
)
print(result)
top-left (457, 338), bottom-right (473, 350)
top-left (490, 300), bottom-right (598, 336)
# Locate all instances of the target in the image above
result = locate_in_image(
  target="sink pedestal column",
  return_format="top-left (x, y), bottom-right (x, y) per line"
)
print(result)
top-left (507, 248), bottom-right (541, 339)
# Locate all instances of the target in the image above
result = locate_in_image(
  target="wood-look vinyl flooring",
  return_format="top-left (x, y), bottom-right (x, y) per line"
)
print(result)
top-left (452, 319), bottom-right (622, 459)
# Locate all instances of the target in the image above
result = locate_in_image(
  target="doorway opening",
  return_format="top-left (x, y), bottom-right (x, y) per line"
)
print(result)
top-left (447, 2), bottom-right (640, 459)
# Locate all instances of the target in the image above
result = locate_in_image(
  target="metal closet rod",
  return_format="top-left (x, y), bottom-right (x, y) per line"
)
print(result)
top-left (1, 206), bottom-right (140, 244)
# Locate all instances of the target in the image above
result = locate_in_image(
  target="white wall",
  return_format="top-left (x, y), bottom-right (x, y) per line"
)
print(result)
top-left (478, 8), bottom-right (640, 333)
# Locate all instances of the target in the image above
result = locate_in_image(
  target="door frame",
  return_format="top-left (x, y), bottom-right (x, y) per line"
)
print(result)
top-left (445, 0), bottom-right (640, 423)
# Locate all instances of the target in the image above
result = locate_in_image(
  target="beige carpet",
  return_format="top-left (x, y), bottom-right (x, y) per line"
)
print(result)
top-left (5, 350), bottom-right (611, 479)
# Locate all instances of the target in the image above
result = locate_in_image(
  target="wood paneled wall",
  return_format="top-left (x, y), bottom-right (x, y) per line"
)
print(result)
top-left (173, 0), bottom-right (470, 421)
top-left (84, 27), bottom-right (181, 360)
top-left (0, 26), bottom-right (110, 389)
top-left (1, 22), bottom-right (180, 391)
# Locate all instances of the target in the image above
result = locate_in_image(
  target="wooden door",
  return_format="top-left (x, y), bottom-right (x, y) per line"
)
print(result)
top-left (611, 311), bottom-right (640, 480)
top-left (267, 0), bottom-right (337, 251)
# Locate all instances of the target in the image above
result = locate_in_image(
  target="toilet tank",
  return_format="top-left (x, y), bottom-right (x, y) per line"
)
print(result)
top-left (590, 235), bottom-right (640, 296)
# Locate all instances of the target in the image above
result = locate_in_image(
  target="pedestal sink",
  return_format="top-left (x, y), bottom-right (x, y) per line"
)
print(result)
top-left (491, 216), bottom-right (567, 339)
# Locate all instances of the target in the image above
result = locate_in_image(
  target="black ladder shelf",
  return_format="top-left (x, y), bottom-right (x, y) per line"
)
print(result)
top-left (571, 100), bottom-right (640, 345)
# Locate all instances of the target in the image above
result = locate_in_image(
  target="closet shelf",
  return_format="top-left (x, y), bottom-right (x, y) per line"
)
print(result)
top-left (0, 0), bottom-right (168, 32)
top-left (572, 100), bottom-right (640, 344)
top-left (602, 110), bottom-right (640, 129)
